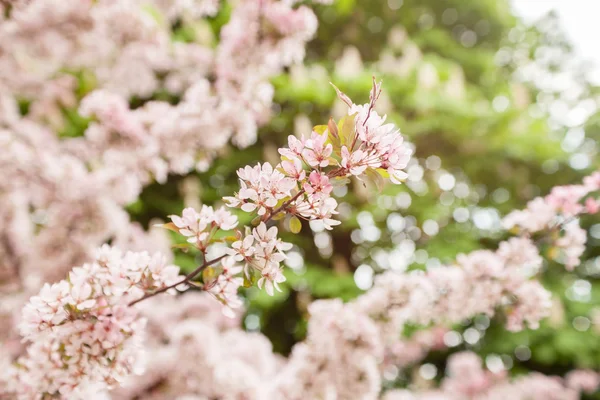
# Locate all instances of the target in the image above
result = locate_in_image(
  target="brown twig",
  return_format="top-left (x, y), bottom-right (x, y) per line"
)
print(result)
top-left (262, 189), bottom-right (305, 222)
top-left (128, 254), bottom-right (226, 307)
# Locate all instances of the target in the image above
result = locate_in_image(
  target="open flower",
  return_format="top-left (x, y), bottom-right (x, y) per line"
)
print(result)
top-left (302, 130), bottom-right (333, 168)
top-left (227, 235), bottom-right (256, 262)
top-left (281, 157), bottom-right (306, 180)
top-left (303, 171), bottom-right (333, 197)
top-left (170, 207), bottom-right (209, 244)
top-left (257, 264), bottom-right (286, 296)
top-left (341, 146), bottom-right (368, 176)
top-left (278, 135), bottom-right (305, 160)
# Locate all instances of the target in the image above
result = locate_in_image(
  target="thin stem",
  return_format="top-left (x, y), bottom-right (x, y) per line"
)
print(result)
top-left (128, 254), bottom-right (226, 307)
top-left (263, 189), bottom-right (305, 222)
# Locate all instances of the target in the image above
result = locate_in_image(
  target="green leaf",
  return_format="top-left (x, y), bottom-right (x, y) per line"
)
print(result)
top-left (289, 216), bottom-right (302, 233)
top-left (337, 114), bottom-right (356, 147)
top-left (272, 212), bottom-right (286, 221)
top-left (243, 273), bottom-right (256, 288)
top-left (376, 168), bottom-right (390, 178)
top-left (313, 125), bottom-right (327, 134)
top-left (222, 235), bottom-right (239, 243)
top-left (364, 168), bottom-right (385, 192)
top-left (157, 221), bottom-right (180, 233)
top-left (171, 243), bottom-right (191, 252)
top-left (202, 266), bottom-right (216, 283)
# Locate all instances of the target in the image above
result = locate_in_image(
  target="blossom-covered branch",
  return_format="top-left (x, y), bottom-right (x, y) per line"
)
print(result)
top-left (2, 80), bottom-right (413, 397)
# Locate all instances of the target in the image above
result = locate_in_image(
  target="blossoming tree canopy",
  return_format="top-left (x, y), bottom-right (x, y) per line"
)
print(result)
top-left (1, 1), bottom-right (600, 397)
top-left (4, 67), bottom-right (600, 397)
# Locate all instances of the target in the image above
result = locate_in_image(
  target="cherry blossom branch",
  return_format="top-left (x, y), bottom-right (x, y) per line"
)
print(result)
top-left (130, 186), bottom-right (312, 307)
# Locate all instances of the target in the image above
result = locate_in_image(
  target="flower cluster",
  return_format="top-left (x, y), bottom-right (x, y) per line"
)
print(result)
top-left (225, 79), bottom-right (412, 235)
top-left (228, 222), bottom-right (292, 296)
top-left (111, 292), bottom-right (278, 400)
top-left (504, 171), bottom-right (600, 231)
top-left (503, 171), bottom-right (600, 270)
top-left (203, 257), bottom-right (244, 317)
top-left (355, 236), bottom-right (550, 338)
top-left (224, 163), bottom-right (297, 216)
top-left (334, 79), bottom-right (412, 183)
top-left (170, 206), bottom-right (238, 248)
top-left (1, 246), bottom-right (180, 398)
top-left (181, 81), bottom-right (407, 301)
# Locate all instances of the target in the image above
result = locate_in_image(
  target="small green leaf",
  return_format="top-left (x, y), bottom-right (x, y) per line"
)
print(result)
top-left (202, 266), bottom-right (216, 283)
top-left (251, 216), bottom-right (261, 226)
top-left (376, 168), bottom-right (390, 178)
top-left (157, 222), bottom-right (180, 233)
top-left (171, 243), bottom-right (191, 252)
top-left (223, 235), bottom-right (239, 243)
top-left (272, 212), bottom-right (286, 221)
top-left (337, 114), bottom-right (356, 147)
top-left (365, 168), bottom-right (385, 192)
top-left (289, 216), bottom-right (302, 233)
top-left (243, 273), bottom-right (255, 288)
top-left (313, 125), bottom-right (327, 135)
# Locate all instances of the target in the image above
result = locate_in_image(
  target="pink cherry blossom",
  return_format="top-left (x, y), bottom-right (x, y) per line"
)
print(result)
top-left (278, 135), bottom-right (306, 160)
top-left (225, 163), bottom-right (296, 216)
top-left (281, 157), bottom-right (307, 180)
top-left (341, 146), bottom-right (369, 176)
top-left (301, 130), bottom-right (333, 168)
top-left (585, 197), bottom-right (599, 214)
top-left (303, 171), bottom-right (333, 197)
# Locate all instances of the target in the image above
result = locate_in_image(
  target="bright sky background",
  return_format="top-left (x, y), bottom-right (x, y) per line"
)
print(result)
top-left (511, 0), bottom-right (600, 73)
